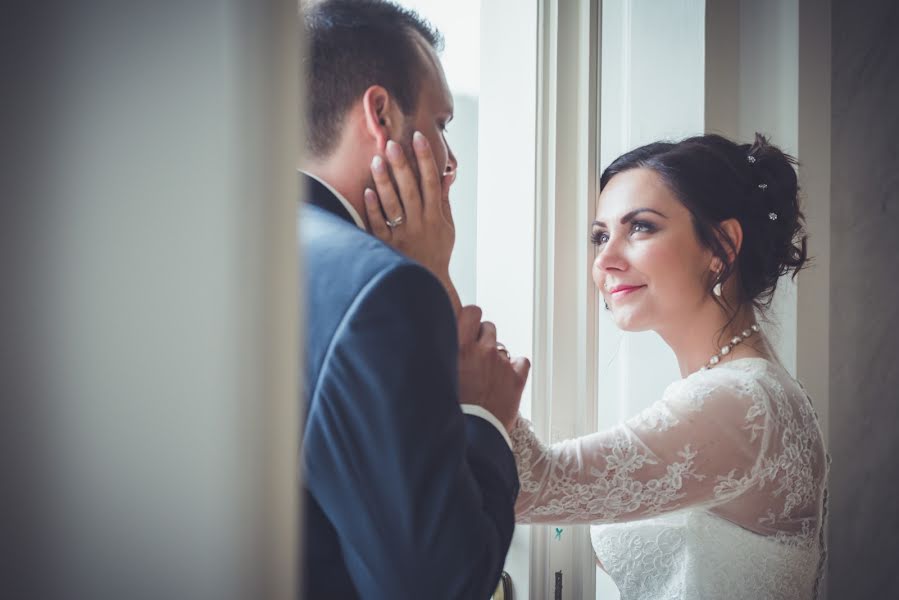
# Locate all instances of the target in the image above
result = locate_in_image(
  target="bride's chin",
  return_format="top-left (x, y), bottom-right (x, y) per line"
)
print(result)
top-left (610, 311), bottom-right (651, 333)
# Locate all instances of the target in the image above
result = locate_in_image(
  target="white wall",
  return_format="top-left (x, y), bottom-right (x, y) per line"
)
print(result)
top-left (706, 0), bottom-right (802, 376)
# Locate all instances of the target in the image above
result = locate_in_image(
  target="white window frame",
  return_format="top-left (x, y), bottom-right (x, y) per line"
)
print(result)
top-left (529, 0), bottom-right (601, 598)
top-left (477, 1), bottom-right (540, 597)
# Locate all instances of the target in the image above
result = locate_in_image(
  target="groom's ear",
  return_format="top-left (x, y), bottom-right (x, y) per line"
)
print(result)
top-left (361, 85), bottom-right (397, 153)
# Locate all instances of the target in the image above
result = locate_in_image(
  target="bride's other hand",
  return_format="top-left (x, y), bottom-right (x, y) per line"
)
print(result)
top-left (456, 305), bottom-right (531, 432)
top-left (364, 132), bottom-right (457, 302)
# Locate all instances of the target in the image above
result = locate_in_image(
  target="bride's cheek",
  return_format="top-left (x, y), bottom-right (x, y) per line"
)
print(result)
top-left (591, 262), bottom-right (603, 288)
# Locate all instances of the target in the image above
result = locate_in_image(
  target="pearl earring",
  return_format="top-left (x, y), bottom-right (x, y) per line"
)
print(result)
top-left (713, 281), bottom-right (723, 297)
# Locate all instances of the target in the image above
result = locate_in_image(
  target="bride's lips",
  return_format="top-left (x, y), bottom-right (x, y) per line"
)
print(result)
top-left (609, 284), bottom-right (646, 298)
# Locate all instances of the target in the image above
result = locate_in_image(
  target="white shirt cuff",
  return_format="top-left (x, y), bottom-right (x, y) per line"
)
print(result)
top-left (460, 404), bottom-right (512, 450)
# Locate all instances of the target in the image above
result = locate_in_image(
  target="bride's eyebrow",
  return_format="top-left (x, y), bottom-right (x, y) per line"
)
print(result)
top-left (593, 208), bottom-right (668, 228)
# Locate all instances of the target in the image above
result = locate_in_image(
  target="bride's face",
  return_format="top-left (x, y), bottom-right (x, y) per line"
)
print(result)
top-left (591, 168), bottom-right (715, 332)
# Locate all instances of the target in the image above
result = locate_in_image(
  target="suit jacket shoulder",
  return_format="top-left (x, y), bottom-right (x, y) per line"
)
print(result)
top-left (300, 203), bottom-right (455, 398)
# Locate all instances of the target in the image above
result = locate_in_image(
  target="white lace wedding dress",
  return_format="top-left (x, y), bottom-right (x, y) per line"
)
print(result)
top-left (512, 357), bottom-right (828, 599)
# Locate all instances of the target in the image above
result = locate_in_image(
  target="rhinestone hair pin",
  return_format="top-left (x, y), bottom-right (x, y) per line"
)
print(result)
top-left (749, 154), bottom-right (775, 222)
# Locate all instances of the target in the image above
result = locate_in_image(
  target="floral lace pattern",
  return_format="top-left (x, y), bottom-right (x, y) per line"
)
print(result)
top-left (591, 518), bottom-right (686, 600)
top-left (513, 358), bottom-right (828, 599)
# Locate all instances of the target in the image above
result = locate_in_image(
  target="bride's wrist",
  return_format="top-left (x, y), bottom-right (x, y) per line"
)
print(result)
top-left (436, 273), bottom-right (462, 316)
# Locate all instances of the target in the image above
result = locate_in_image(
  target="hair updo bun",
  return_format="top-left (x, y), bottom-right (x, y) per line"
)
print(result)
top-left (738, 133), bottom-right (808, 305)
top-left (599, 132), bottom-right (809, 311)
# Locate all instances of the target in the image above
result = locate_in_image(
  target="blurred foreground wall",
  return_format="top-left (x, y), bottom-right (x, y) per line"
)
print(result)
top-left (828, 0), bottom-right (899, 597)
top-left (1, 2), bottom-right (301, 598)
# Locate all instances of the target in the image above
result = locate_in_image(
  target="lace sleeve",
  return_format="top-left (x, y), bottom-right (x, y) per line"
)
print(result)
top-left (513, 372), bottom-right (771, 524)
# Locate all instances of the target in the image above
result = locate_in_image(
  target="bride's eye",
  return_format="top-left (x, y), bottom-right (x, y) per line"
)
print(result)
top-left (590, 230), bottom-right (609, 246)
top-left (631, 220), bottom-right (656, 235)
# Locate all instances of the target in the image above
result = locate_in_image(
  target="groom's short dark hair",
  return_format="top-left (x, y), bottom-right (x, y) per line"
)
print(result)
top-left (302, 0), bottom-right (444, 158)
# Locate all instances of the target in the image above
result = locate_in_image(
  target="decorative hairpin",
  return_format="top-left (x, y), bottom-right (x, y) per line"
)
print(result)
top-left (749, 158), bottom-right (775, 221)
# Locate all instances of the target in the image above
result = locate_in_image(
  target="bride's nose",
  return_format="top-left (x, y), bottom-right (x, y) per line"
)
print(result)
top-left (595, 235), bottom-right (628, 273)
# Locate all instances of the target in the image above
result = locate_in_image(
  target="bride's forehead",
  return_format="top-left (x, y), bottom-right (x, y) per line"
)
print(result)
top-left (596, 170), bottom-right (680, 219)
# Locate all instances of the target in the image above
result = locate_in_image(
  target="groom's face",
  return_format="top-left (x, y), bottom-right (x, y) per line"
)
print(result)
top-left (395, 38), bottom-right (458, 188)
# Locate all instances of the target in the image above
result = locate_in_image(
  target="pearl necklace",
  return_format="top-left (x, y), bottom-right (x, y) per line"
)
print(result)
top-left (700, 323), bottom-right (761, 371)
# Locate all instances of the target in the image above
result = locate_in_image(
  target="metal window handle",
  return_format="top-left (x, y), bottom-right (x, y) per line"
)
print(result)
top-left (492, 571), bottom-right (513, 600)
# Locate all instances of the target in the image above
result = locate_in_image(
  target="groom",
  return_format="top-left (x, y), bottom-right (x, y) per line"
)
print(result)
top-left (299, 1), bottom-right (530, 598)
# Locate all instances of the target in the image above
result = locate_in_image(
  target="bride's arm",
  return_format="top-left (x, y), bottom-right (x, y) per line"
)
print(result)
top-left (512, 374), bottom-right (770, 524)
top-left (439, 276), bottom-right (463, 318)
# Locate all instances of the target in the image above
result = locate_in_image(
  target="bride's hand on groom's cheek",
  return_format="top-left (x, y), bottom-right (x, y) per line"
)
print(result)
top-left (364, 132), bottom-right (455, 284)
top-left (456, 305), bottom-right (531, 432)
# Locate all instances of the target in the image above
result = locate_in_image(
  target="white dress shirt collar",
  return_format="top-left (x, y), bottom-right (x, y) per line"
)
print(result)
top-left (301, 170), bottom-right (366, 231)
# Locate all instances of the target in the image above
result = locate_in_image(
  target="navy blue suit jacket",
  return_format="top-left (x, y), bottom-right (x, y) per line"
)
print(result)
top-left (300, 174), bottom-right (519, 599)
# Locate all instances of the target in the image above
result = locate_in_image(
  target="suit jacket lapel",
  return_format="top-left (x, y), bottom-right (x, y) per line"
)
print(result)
top-left (300, 172), bottom-right (355, 226)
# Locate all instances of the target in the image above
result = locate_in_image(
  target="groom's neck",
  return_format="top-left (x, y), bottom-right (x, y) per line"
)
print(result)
top-left (302, 157), bottom-right (368, 222)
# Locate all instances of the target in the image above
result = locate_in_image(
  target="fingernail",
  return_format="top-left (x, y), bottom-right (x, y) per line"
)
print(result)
top-left (364, 188), bottom-right (377, 205)
top-left (386, 140), bottom-right (402, 160)
top-left (371, 155), bottom-right (384, 172)
top-left (413, 131), bottom-right (428, 151)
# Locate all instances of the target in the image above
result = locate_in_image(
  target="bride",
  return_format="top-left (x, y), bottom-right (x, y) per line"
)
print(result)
top-left (364, 131), bottom-right (829, 599)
